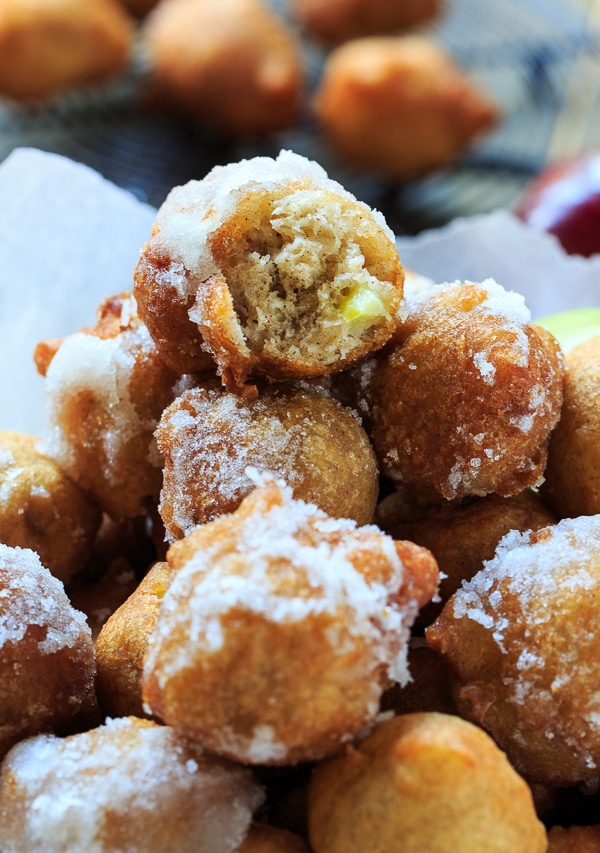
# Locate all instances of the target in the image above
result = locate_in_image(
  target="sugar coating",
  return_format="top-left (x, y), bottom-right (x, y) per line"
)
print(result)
top-left (157, 384), bottom-right (376, 538)
top-left (146, 479), bottom-right (415, 690)
top-left (154, 150), bottom-right (395, 285)
top-left (42, 321), bottom-right (161, 482)
top-left (451, 515), bottom-right (600, 725)
top-left (0, 544), bottom-right (90, 654)
top-left (0, 717), bottom-right (264, 853)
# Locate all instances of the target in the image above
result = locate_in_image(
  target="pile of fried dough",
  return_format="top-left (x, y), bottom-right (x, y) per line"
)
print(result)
top-left (1, 149), bottom-right (599, 852)
top-left (0, 0), bottom-right (499, 182)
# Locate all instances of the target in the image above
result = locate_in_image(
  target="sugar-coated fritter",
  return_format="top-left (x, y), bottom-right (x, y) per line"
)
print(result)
top-left (95, 561), bottom-right (170, 718)
top-left (292, 0), bottom-right (442, 43)
top-left (0, 544), bottom-right (95, 761)
top-left (156, 382), bottom-right (379, 541)
top-left (142, 0), bottom-right (305, 136)
top-left (541, 336), bottom-right (600, 518)
top-left (427, 515), bottom-right (600, 788)
top-left (142, 477), bottom-right (438, 765)
top-left (0, 0), bottom-right (134, 101)
top-left (376, 488), bottom-right (558, 620)
top-left (38, 293), bottom-right (187, 521)
top-left (0, 716), bottom-right (265, 853)
top-left (0, 430), bottom-right (101, 585)
top-left (369, 278), bottom-right (564, 502)
top-left (314, 35), bottom-right (500, 180)
top-left (307, 712), bottom-right (547, 853)
top-left (133, 150), bottom-right (404, 396)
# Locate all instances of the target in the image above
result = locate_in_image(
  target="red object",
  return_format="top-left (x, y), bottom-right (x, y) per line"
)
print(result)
top-left (515, 150), bottom-right (600, 257)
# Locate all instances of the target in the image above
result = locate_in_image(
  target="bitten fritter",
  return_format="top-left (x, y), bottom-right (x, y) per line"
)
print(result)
top-left (156, 382), bottom-right (379, 541)
top-left (0, 716), bottom-right (265, 853)
top-left (0, 544), bottom-right (95, 761)
top-left (0, 0), bottom-right (134, 101)
top-left (368, 278), bottom-right (564, 503)
top-left (142, 0), bottom-right (305, 136)
top-left (427, 515), bottom-right (600, 788)
top-left (0, 430), bottom-right (101, 585)
top-left (95, 561), bottom-right (171, 718)
top-left (376, 488), bottom-right (558, 620)
top-left (142, 477), bottom-right (438, 765)
top-left (37, 293), bottom-right (187, 521)
top-left (313, 35), bottom-right (500, 180)
top-left (540, 336), bottom-right (600, 518)
top-left (307, 712), bottom-right (547, 853)
top-left (133, 150), bottom-right (404, 395)
top-left (292, 0), bottom-right (442, 44)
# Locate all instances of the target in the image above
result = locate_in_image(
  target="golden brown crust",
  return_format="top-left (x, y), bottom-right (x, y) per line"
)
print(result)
top-left (156, 382), bottom-right (380, 540)
top-left (292, 0), bottom-right (442, 43)
top-left (142, 479), bottom-right (438, 765)
top-left (307, 712), bottom-right (547, 853)
top-left (368, 280), bottom-right (564, 502)
top-left (376, 489), bottom-right (558, 621)
top-left (0, 717), bottom-right (265, 853)
top-left (133, 151), bottom-right (404, 395)
top-left (0, 0), bottom-right (133, 101)
top-left (0, 545), bottom-right (95, 761)
top-left (40, 293), bottom-right (184, 520)
top-left (95, 561), bottom-right (171, 718)
top-left (314, 35), bottom-right (500, 180)
top-left (427, 515), bottom-right (600, 788)
top-left (142, 0), bottom-right (304, 136)
top-left (540, 336), bottom-right (600, 518)
top-left (0, 430), bottom-right (101, 585)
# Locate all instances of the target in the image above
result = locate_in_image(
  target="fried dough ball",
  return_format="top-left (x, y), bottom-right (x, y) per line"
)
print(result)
top-left (142, 0), bottom-right (304, 136)
top-left (0, 716), bottom-right (265, 853)
top-left (0, 0), bottom-right (134, 101)
top-left (540, 337), bottom-right (600, 518)
top-left (0, 544), bottom-right (95, 761)
top-left (156, 382), bottom-right (379, 541)
top-left (133, 150), bottom-right (404, 395)
top-left (37, 293), bottom-right (187, 521)
top-left (547, 824), bottom-right (600, 852)
top-left (142, 477), bottom-right (438, 765)
top-left (0, 430), bottom-right (101, 585)
top-left (95, 561), bottom-right (170, 718)
top-left (292, 0), bottom-right (442, 44)
top-left (376, 488), bottom-right (558, 620)
top-left (239, 823), bottom-right (310, 853)
top-left (368, 278), bottom-right (564, 503)
top-left (427, 515), bottom-right (600, 788)
top-left (313, 35), bottom-right (500, 181)
top-left (307, 712), bottom-right (547, 853)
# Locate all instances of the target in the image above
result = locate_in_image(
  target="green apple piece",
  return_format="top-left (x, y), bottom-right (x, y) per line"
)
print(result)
top-left (339, 285), bottom-right (387, 323)
top-left (535, 307), bottom-right (600, 353)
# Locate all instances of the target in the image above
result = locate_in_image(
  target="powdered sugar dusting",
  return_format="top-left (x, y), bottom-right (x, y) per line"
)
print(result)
top-left (0, 717), bottom-right (264, 853)
top-left (0, 544), bottom-right (90, 654)
top-left (450, 515), bottom-right (600, 732)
